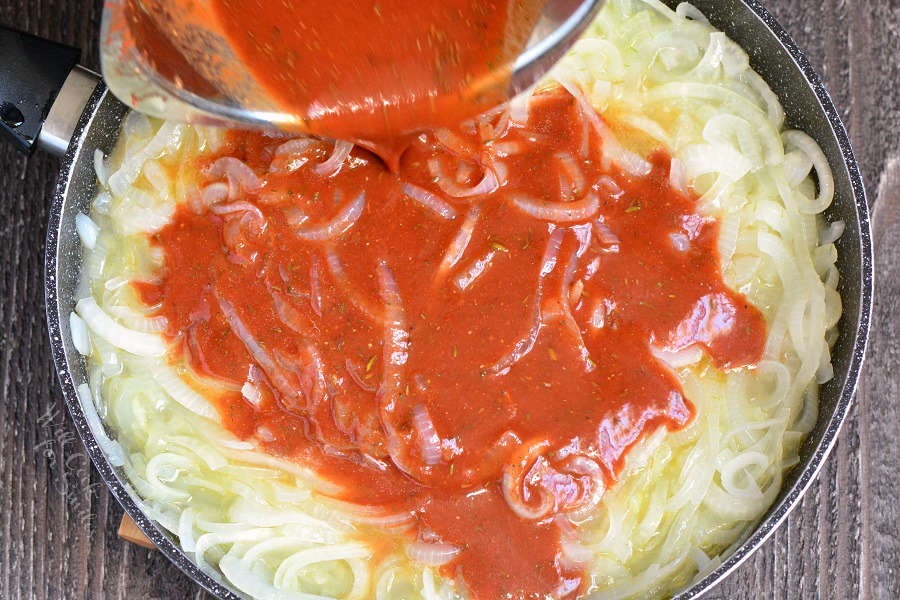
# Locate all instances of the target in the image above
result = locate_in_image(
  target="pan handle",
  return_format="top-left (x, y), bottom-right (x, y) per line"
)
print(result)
top-left (0, 26), bottom-right (100, 156)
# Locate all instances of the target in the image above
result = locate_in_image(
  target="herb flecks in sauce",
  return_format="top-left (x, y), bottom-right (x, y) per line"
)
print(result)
top-left (135, 88), bottom-right (766, 599)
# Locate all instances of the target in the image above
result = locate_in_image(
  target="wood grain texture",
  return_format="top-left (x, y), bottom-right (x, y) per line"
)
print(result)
top-left (0, 0), bottom-right (897, 598)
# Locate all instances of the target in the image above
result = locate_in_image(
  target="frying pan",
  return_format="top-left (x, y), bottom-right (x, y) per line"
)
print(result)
top-left (0, 1), bottom-right (873, 597)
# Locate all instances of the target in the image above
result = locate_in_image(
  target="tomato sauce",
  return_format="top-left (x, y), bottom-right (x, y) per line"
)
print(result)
top-left (136, 88), bottom-right (766, 598)
top-left (123, 0), bottom-right (542, 148)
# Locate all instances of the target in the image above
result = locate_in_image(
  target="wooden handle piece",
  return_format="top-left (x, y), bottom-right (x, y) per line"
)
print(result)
top-left (118, 514), bottom-right (156, 549)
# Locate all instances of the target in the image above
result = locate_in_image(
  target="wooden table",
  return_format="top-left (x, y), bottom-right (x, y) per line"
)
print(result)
top-left (0, 1), bottom-right (897, 598)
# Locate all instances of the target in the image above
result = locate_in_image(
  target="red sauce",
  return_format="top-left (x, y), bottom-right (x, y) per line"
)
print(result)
top-left (123, 0), bottom-right (542, 147)
top-left (136, 88), bottom-right (766, 598)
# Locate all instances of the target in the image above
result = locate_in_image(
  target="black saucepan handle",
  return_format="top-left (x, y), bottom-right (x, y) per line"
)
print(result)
top-left (0, 25), bottom-right (81, 154)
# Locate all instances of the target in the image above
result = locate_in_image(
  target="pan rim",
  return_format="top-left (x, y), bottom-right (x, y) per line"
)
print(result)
top-left (43, 2), bottom-right (873, 598)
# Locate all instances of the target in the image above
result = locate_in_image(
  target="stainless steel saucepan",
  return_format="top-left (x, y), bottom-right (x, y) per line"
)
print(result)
top-left (0, 1), bottom-right (872, 597)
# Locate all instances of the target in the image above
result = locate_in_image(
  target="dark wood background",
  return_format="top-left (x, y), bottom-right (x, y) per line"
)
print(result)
top-left (0, 1), bottom-right (897, 598)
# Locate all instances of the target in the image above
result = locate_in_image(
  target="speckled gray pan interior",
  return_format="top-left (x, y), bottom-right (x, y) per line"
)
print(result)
top-left (43, 1), bottom-right (873, 598)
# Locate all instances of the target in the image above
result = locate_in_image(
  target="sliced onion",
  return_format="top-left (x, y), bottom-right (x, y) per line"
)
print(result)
top-left (454, 249), bottom-right (498, 291)
top-left (595, 175), bottom-right (624, 199)
top-left (200, 182), bottom-right (229, 208)
top-left (540, 227), bottom-right (565, 276)
top-left (819, 220), bottom-right (845, 246)
top-left (572, 222), bottom-right (592, 257)
top-left (593, 218), bottom-right (621, 251)
top-left (455, 160), bottom-right (476, 183)
top-left (241, 381), bottom-right (263, 408)
top-left (204, 157), bottom-right (261, 195)
top-left (488, 228), bottom-right (563, 375)
top-left (411, 404), bottom-right (443, 465)
top-left (558, 79), bottom-right (652, 177)
top-left (92, 191), bottom-right (112, 214)
top-left (76, 383), bottom-right (125, 466)
top-left (512, 193), bottom-right (599, 223)
top-left (269, 286), bottom-right (315, 337)
top-left (676, 2), bottom-right (710, 22)
top-left (474, 104), bottom-right (508, 141)
top-left (75, 212), bottom-right (100, 250)
top-left (106, 305), bottom-right (169, 333)
top-left (377, 262), bottom-right (409, 371)
top-left (293, 192), bottom-right (365, 241)
top-left (345, 358), bottom-right (377, 392)
top-left (490, 160), bottom-right (509, 186)
top-left (717, 212), bottom-right (740, 263)
top-left (434, 128), bottom-right (476, 157)
top-left (209, 201), bottom-right (266, 224)
top-left (69, 311), bottom-right (91, 355)
top-left (274, 137), bottom-right (315, 156)
top-left (75, 297), bottom-right (166, 357)
top-left (323, 499), bottom-right (415, 531)
top-left (434, 206), bottom-right (480, 286)
top-left (669, 157), bottom-right (688, 195)
top-left (487, 141), bottom-right (525, 158)
top-left (93, 149), bottom-right (108, 188)
top-left (670, 231), bottom-right (691, 252)
top-left (123, 110), bottom-right (152, 138)
top-left (508, 90), bottom-right (532, 125)
top-left (563, 455), bottom-right (605, 520)
top-left (490, 108), bottom-right (512, 141)
top-left (375, 261), bottom-right (414, 476)
top-left (501, 439), bottom-right (554, 520)
top-left (406, 540), bottom-right (461, 566)
top-left (309, 255), bottom-right (323, 317)
top-left (560, 251), bottom-right (596, 372)
top-left (256, 426), bottom-right (276, 442)
top-left (318, 253), bottom-right (381, 326)
top-left (557, 152), bottom-right (586, 196)
top-left (651, 344), bottom-right (703, 369)
top-left (315, 140), bottom-right (353, 176)
top-left (214, 291), bottom-right (299, 402)
top-left (154, 367), bottom-right (219, 420)
top-left (402, 183), bottom-right (457, 220)
top-left (428, 158), bottom-right (499, 198)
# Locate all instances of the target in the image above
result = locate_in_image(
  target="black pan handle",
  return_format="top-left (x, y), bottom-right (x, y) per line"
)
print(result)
top-left (0, 25), bottom-right (91, 155)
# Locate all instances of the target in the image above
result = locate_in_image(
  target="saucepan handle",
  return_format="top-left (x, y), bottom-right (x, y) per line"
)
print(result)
top-left (0, 25), bottom-right (100, 156)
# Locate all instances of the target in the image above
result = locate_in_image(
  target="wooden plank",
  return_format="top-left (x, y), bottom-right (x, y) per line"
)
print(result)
top-left (860, 155), bottom-right (900, 600)
top-left (0, 1), bottom-right (896, 599)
